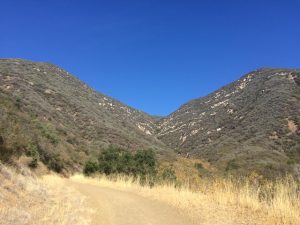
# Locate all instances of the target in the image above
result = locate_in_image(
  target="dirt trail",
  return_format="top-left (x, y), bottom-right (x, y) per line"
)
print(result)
top-left (67, 179), bottom-right (195, 225)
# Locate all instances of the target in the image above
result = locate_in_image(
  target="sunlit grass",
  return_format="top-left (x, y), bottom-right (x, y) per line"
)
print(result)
top-left (0, 164), bottom-right (91, 225)
top-left (71, 174), bottom-right (300, 225)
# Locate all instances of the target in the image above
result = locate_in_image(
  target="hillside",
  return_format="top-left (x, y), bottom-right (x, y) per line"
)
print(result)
top-left (1, 59), bottom-right (300, 177)
top-left (157, 68), bottom-right (300, 177)
top-left (0, 59), bottom-right (173, 173)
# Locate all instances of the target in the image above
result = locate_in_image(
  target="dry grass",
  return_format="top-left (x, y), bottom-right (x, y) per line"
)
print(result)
top-left (0, 164), bottom-right (92, 225)
top-left (71, 174), bottom-right (300, 225)
top-left (1, 161), bottom-right (299, 225)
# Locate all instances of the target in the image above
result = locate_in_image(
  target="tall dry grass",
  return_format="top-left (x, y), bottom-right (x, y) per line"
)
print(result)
top-left (71, 174), bottom-right (300, 225)
top-left (1, 161), bottom-right (299, 225)
top-left (0, 164), bottom-right (92, 225)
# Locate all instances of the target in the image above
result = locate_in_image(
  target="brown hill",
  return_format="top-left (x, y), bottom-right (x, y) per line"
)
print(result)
top-left (0, 59), bottom-right (173, 172)
top-left (157, 68), bottom-right (300, 177)
top-left (1, 59), bottom-right (299, 177)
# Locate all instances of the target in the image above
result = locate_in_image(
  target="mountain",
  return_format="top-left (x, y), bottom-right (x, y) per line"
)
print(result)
top-left (1, 58), bottom-right (299, 177)
top-left (157, 68), bottom-right (300, 177)
top-left (0, 59), bottom-right (173, 172)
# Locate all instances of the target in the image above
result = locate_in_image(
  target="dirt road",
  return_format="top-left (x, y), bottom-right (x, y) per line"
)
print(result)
top-left (67, 179), bottom-right (195, 225)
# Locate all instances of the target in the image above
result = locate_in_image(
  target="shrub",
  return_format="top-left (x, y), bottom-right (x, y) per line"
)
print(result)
top-left (34, 120), bottom-right (59, 144)
top-left (15, 97), bottom-right (22, 109)
top-left (84, 160), bottom-right (99, 175)
top-left (98, 147), bottom-right (120, 175)
top-left (29, 157), bottom-right (38, 168)
top-left (0, 145), bottom-right (13, 163)
top-left (86, 147), bottom-right (157, 177)
top-left (0, 136), bottom-right (22, 163)
top-left (48, 158), bottom-right (64, 173)
top-left (133, 149), bottom-right (157, 176)
top-left (195, 163), bottom-right (204, 171)
top-left (194, 162), bottom-right (209, 177)
top-left (26, 143), bottom-right (39, 157)
top-left (226, 159), bottom-right (240, 171)
top-left (26, 143), bottom-right (39, 169)
top-left (161, 167), bottom-right (177, 183)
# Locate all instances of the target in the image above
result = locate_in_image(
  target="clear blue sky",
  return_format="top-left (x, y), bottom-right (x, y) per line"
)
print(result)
top-left (1, 0), bottom-right (300, 116)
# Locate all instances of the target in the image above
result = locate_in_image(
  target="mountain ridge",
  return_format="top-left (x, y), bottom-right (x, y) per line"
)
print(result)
top-left (1, 58), bottom-right (299, 177)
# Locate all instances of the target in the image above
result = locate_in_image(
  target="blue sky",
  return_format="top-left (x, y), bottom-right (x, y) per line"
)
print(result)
top-left (1, 0), bottom-right (300, 116)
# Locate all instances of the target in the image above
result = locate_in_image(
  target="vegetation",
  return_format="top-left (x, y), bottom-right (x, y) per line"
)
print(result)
top-left (160, 167), bottom-right (177, 184)
top-left (225, 159), bottom-right (240, 171)
top-left (1, 59), bottom-right (300, 178)
top-left (84, 147), bottom-right (181, 186)
top-left (0, 59), bottom-right (171, 176)
top-left (0, 164), bottom-right (91, 225)
top-left (84, 147), bottom-right (157, 178)
top-left (26, 143), bottom-right (39, 168)
top-left (33, 120), bottom-right (59, 144)
top-left (83, 160), bottom-right (98, 175)
top-left (72, 173), bottom-right (300, 225)
top-left (46, 155), bottom-right (64, 173)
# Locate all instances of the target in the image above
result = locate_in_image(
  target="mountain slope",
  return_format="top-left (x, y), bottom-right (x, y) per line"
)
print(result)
top-left (0, 59), bottom-right (172, 172)
top-left (157, 68), bottom-right (300, 177)
top-left (1, 58), bottom-right (299, 177)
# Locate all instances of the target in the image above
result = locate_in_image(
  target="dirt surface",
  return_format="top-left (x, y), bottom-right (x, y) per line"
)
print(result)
top-left (67, 179), bottom-right (195, 225)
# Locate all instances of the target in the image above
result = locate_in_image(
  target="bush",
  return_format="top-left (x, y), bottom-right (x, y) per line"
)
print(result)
top-left (26, 143), bottom-right (39, 169)
top-left (34, 120), bottom-right (59, 144)
top-left (48, 157), bottom-right (64, 173)
top-left (0, 136), bottom-right (22, 163)
top-left (0, 145), bottom-right (13, 163)
top-left (161, 167), bottom-right (177, 183)
top-left (26, 143), bottom-right (39, 157)
top-left (15, 97), bottom-right (22, 109)
top-left (226, 159), bottom-right (240, 171)
top-left (84, 160), bottom-right (99, 175)
top-left (98, 147), bottom-right (120, 175)
top-left (85, 147), bottom-right (157, 177)
top-left (194, 162), bottom-right (209, 177)
top-left (29, 157), bottom-right (38, 168)
top-left (195, 163), bottom-right (204, 171)
top-left (133, 149), bottom-right (157, 176)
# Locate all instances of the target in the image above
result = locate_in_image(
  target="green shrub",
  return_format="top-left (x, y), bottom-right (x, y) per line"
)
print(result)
top-left (26, 143), bottom-right (39, 169)
top-left (29, 157), bottom-right (38, 168)
top-left (194, 162), bottom-right (209, 177)
top-left (84, 160), bottom-right (99, 175)
top-left (133, 149), bottom-right (157, 176)
top-left (195, 163), bottom-right (204, 171)
top-left (98, 147), bottom-right (120, 175)
top-left (86, 147), bottom-right (157, 177)
top-left (26, 143), bottom-right (39, 157)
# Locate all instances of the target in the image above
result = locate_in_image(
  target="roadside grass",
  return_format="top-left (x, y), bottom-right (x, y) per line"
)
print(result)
top-left (0, 164), bottom-right (92, 225)
top-left (1, 161), bottom-right (299, 225)
top-left (71, 174), bottom-right (300, 225)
